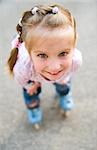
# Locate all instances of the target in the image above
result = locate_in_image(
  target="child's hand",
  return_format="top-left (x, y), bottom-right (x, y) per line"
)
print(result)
top-left (27, 83), bottom-right (40, 95)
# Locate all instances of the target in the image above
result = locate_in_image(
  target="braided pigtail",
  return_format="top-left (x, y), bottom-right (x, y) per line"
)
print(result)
top-left (7, 47), bottom-right (18, 74)
top-left (7, 9), bottom-right (35, 74)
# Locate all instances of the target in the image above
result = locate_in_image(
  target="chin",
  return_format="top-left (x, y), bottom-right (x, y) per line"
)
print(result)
top-left (45, 73), bottom-right (63, 81)
top-left (49, 76), bottom-right (61, 81)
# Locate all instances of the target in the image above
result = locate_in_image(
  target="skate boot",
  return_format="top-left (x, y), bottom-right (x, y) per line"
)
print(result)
top-left (27, 107), bottom-right (42, 130)
top-left (59, 93), bottom-right (74, 117)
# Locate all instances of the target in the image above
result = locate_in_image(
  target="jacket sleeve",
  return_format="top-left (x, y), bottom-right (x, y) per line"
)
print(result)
top-left (12, 39), bottom-right (32, 88)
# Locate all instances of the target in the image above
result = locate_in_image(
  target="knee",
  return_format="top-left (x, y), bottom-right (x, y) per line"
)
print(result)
top-left (55, 83), bottom-right (70, 96)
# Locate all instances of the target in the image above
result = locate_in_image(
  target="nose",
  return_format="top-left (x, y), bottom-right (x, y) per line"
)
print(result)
top-left (48, 59), bottom-right (62, 73)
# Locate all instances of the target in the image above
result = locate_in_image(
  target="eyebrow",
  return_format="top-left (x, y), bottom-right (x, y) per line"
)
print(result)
top-left (59, 48), bottom-right (71, 52)
top-left (33, 50), bottom-right (45, 53)
top-left (33, 48), bottom-right (71, 54)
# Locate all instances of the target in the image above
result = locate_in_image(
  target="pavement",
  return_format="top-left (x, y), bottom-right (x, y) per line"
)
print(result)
top-left (0, 0), bottom-right (97, 150)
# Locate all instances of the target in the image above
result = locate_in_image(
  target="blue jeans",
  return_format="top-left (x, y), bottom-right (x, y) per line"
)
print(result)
top-left (54, 81), bottom-right (71, 96)
top-left (23, 81), bottom-right (71, 107)
top-left (23, 86), bottom-right (41, 107)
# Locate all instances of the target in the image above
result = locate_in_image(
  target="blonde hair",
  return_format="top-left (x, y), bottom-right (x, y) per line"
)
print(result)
top-left (7, 4), bottom-right (76, 74)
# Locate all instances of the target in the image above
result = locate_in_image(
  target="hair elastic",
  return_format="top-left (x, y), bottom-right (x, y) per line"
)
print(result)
top-left (13, 35), bottom-right (21, 48)
top-left (52, 7), bottom-right (59, 14)
top-left (31, 7), bottom-right (38, 15)
top-left (15, 39), bottom-right (21, 48)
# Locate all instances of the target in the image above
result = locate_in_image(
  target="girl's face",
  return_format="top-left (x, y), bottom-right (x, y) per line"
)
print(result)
top-left (30, 27), bottom-right (75, 81)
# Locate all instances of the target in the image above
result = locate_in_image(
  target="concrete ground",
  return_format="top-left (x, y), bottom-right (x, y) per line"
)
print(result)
top-left (0, 0), bottom-right (97, 150)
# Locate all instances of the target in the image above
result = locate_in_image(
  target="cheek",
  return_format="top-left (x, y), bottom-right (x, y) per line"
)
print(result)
top-left (62, 58), bottom-right (72, 68)
top-left (62, 52), bottom-right (74, 68)
top-left (32, 58), bottom-right (46, 72)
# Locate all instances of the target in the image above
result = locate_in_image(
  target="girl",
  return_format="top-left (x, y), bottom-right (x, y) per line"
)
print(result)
top-left (7, 4), bottom-right (82, 128)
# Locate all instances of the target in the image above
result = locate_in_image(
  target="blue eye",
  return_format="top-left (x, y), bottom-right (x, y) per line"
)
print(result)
top-left (37, 53), bottom-right (48, 59)
top-left (58, 52), bottom-right (69, 57)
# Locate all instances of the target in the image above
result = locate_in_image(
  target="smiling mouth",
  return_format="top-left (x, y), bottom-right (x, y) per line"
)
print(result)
top-left (40, 70), bottom-right (64, 81)
top-left (46, 70), bottom-right (63, 76)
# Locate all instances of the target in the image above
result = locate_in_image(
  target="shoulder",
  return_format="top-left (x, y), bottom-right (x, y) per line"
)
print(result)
top-left (18, 42), bottom-right (30, 60)
top-left (72, 48), bottom-right (82, 71)
top-left (73, 48), bottom-right (82, 64)
top-left (14, 42), bottom-right (33, 69)
top-left (73, 48), bottom-right (82, 60)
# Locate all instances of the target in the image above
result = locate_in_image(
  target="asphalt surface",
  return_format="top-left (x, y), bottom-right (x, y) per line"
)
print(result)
top-left (0, 0), bottom-right (97, 150)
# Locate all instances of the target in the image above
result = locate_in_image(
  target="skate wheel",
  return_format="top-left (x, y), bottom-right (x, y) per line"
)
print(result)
top-left (60, 109), bottom-right (70, 117)
top-left (34, 123), bottom-right (40, 130)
